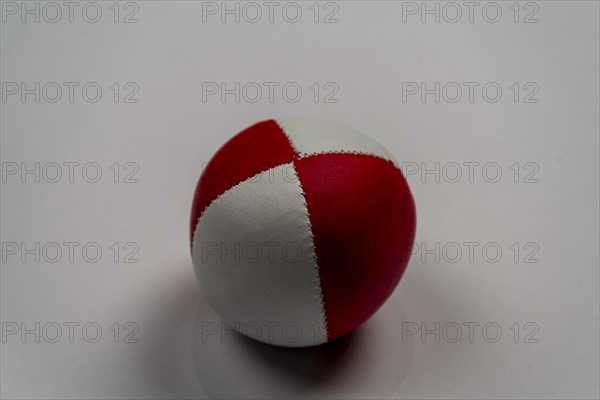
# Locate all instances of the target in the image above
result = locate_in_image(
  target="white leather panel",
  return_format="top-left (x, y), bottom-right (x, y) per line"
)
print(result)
top-left (192, 163), bottom-right (328, 347)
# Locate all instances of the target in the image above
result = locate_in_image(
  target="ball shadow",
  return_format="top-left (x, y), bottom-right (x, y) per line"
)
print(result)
top-left (138, 256), bottom-right (474, 399)
top-left (239, 329), bottom-right (359, 385)
top-left (191, 295), bottom-right (413, 399)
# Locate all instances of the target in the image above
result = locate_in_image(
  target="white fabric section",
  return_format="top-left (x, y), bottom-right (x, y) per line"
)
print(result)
top-left (192, 163), bottom-right (328, 347)
top-left (276, 117), bottom-right (398, 166)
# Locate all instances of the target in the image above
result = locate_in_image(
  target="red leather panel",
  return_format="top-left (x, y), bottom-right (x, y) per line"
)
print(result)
top-left (294, 153), bottom-right (416, 341)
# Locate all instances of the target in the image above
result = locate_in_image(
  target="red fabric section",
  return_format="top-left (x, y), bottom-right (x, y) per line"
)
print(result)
top-left (190, 120), bottom-right (296, 246)
top-left (295, 153), bottom-right (416, 342)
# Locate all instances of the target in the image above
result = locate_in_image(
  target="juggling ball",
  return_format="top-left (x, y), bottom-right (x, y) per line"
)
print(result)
top-left (190, 117), bottom-right (416, 347)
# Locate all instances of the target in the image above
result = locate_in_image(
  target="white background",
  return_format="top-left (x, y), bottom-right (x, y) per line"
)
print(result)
top-left (1, 1), bottom-right (599, 399)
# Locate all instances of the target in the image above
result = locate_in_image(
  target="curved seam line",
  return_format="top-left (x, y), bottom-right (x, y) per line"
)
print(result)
top-left (273, 118), bottom-right (302, 158)
top-left (298, 150), bottom-right (403, 173)
top-left (271, 118), bottom-right (400, 171)
top-left (191, 159), bottom-right (293, 251)
top-left (273, 119), bottom-right (400, 171)
top-left (290, 160), bottom-right (330, 343)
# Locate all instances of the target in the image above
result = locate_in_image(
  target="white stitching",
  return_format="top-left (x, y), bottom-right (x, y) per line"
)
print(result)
top-left (298, 149), bottom-right (403, 173)
top-left (274, 118), bottom-right (302, 157)
top-left (193, 150), bottom-right (403, 252)
top-left (193, 120), bottom-right (300, 250)
top-left (276, 118), bottom-right (330, 340)
top-left (191, 161), bottom-right (292, 252)
top-left (273, 118), bottom-right (399, 169)
top-left (289, 161), bottom-right (330, 341)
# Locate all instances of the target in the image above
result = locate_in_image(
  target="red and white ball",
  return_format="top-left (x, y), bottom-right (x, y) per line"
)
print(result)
top-left (190, 118), bottom-right (416, 347)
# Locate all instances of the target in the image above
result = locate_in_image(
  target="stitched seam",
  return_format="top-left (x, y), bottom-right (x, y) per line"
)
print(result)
top-left (272, 118), bottom-right (401, 170)
top-left (273, 118), bottom-right (302, 159)
top-left (290, 161), bottom-right (329, 342)
top-left (273, 119), bottom-right (401, 173)
top-left (298, 150), bottom-right (403, 173)
top-left (190, 159), bottom-right (293, 251)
